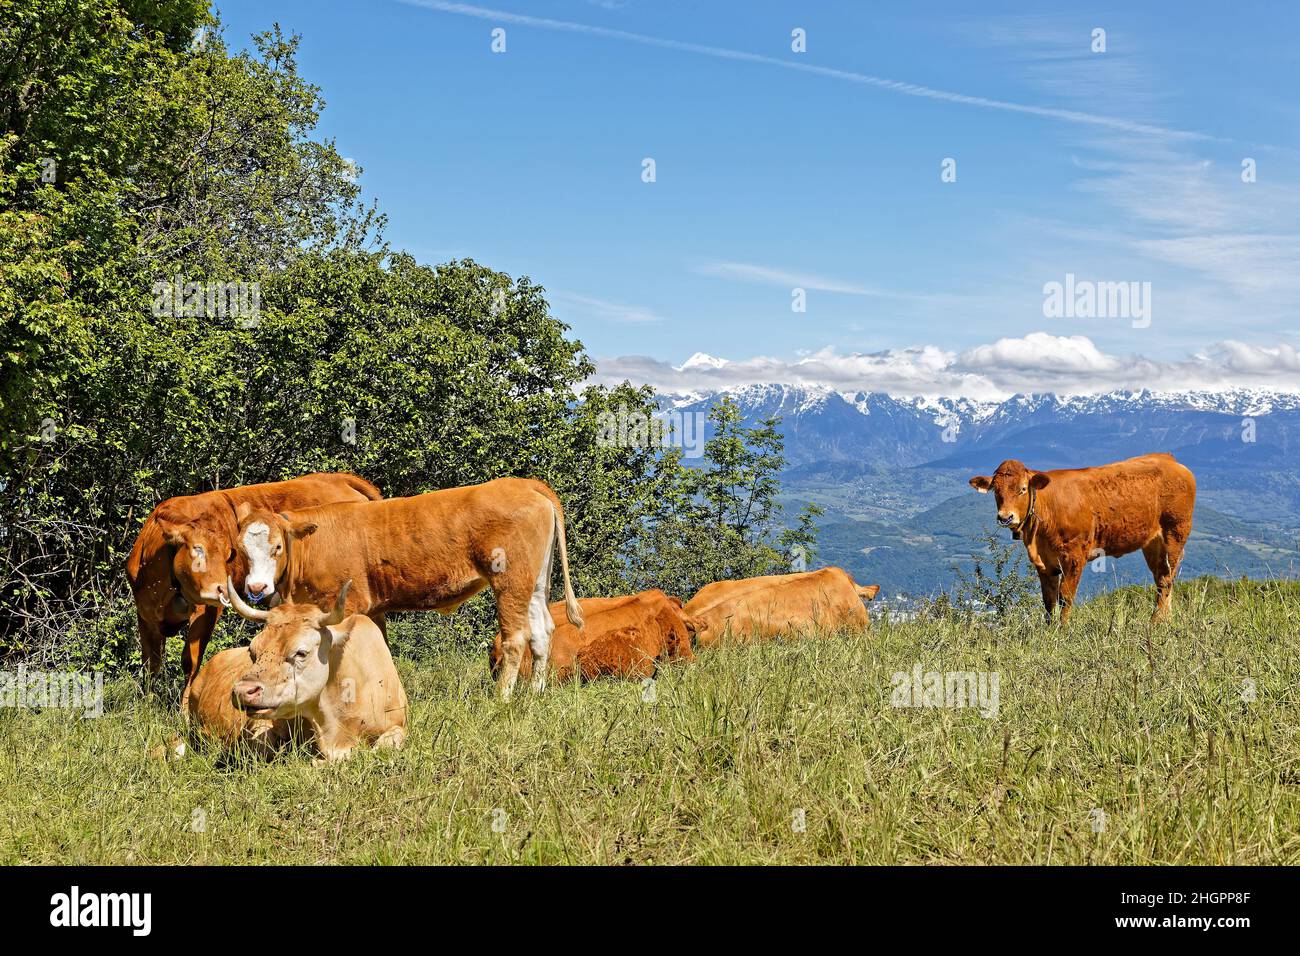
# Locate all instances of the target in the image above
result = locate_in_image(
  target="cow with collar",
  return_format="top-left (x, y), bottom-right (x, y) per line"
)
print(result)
top-left (969, 454), bottom-right (1195, 624)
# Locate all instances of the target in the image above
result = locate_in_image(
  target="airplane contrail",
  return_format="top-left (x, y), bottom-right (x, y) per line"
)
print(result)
top-left (396, 0), bottom-right (1219, 141)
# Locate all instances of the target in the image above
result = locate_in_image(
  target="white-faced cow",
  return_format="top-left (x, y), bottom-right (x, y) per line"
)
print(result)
top-left (125, 473), bottom-right (381, 705)
top-left (969, 454), bottom-right (1196, 624)
top-left (234, 477), bottom-right (582, 699)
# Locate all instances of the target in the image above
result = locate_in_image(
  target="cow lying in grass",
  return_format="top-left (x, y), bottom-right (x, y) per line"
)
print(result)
top-left (234, 477), bottom-right (582, 700)
top-left (490, 590), bottom-right (698, 684)
top-left (207, 579), bottom-right (408, 762)
top-left (685, 567), bottom-right (881, 647)
top-left (969, 453), bottom-right (1196, 624)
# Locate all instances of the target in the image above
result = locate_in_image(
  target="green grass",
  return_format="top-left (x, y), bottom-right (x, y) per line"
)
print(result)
top-left (2, 577), bottom-right (1297, 864)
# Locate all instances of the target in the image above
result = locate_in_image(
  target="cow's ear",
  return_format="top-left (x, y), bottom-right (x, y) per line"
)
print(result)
top-left (969, 476), bottom-right (993, 493)
top-left (1029, 472), bottom-right (1051, 491)
top-left (322, 616), bottom-right (358, 652)
top-left (235, 501), bottom-right (253, 522)
top-left (284, 516), bottom-right (318, 539)
top-left (860, 584), bottom-right (881, 601)
top-left (156, 519), bottom-right (189, 547)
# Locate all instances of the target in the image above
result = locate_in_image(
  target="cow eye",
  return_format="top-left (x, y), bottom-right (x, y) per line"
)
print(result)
top-left (292, 649), bottom-right (309, 662)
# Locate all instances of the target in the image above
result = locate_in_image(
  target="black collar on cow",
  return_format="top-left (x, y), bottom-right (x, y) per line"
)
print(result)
top-left (1011, 484), bottom-right (1038, 541)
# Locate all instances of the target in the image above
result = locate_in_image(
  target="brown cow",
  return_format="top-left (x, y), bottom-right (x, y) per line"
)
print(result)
top-left (235, 476), bottom-right (582, 699)
top-left (125, 472), bottom-right (381, 703)
top-left (685, 567), bottom-right (881, 647)
top-left (224, 581), bottom-right (407, 762)
top-left (489, 590), bottom-right (697, 684)
top-left (968, 453), bottom-right (1196, 624)
top-left (185, 646), bottom-right (300, 758)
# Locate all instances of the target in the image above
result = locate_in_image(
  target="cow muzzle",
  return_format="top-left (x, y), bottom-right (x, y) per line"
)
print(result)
top-left (232, 680), bottom-right (273, 713)
top-left (245, 582), bottom-right (272, 604)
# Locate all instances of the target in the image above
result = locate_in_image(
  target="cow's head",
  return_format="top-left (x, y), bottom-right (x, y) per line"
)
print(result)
top-left (668, 615), bottom-right (700, 661)
top-left (154, 504), bottom-right (237, 606)
top-left (227, 578), bottom-right (353, 718)
top-left (235, 505), bottom-right (317, 604)
top-left (969, 460), bottom-right (1050, 535)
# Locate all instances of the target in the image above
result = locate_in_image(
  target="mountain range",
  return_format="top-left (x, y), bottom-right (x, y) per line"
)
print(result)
top-left (656, 367), bottom-right (1300, 596)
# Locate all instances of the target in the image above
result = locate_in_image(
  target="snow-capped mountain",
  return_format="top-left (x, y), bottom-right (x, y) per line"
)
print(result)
top-left (659, 384), bottom-right (1300, 472)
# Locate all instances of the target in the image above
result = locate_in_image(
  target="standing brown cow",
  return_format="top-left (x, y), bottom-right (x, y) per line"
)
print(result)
top-left (234, 477), bottom-right (582, 699)
top-left (125, 472), bottom-right (381, 703)
top-left (968, 453), bottom-right (1195, 624)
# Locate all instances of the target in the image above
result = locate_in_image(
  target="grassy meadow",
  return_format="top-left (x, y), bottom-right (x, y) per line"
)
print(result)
top-left (1, 577), bottom-right (1296, 865)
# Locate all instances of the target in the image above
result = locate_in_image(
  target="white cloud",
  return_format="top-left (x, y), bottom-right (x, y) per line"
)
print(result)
top-left (548, 290), bottom-right (666, 324)
top-left (591, 334), bottom-right (1300, 400)
top-left (695, 261), bottom-right (877, 296)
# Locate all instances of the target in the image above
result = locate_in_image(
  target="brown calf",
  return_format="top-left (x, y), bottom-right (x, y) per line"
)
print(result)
top-left (489, 590), bottom-right (697, 684)
top-left (969, 453), bottom-right (1196, 624)
top-left (235, 477), bottom-right (582, 699)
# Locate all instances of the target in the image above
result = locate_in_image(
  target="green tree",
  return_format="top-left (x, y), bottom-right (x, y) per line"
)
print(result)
top-left (627, 397), bottom-right (821, 599)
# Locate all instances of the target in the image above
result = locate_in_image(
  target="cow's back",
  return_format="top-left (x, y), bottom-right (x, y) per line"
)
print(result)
top-left (1049, 454), bottom-right (1196, 553)
top-left (687, 568), bottom-right (868, 645)
top-left (328, 617), bottom-right (408, 742)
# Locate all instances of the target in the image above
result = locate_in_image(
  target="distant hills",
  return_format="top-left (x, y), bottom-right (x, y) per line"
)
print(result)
top-left (657, 380), bottom-right (1300, 595)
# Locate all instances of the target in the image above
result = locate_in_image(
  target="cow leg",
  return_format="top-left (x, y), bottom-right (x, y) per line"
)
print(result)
top-left (1037, 569), bottom-right (1061, 623)
top-left (179, 604), bottom-right (220, 710)
top-left (1142, 534), bottom-right (1179, 624)
top-left (494, 628), bottom-right (528, 700)
top-left (525, 548), bottom-right (556, 693)
top-left (138, 613), bottom-right (165, 691)
top-left (1057, 556), bottom-right (1084, 626)
top-left (369, 611), bottom-right (389, 643)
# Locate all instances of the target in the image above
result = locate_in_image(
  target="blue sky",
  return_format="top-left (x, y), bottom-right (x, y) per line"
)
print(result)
top-left (218, 1), bottom-right (1300, 397)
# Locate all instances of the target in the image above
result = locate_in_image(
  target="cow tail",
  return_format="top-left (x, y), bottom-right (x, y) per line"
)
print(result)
top-left (342, 473), bottom-right (384, 500)
top-left (526, 480), bottom-right (583, 629)
top-left (552, 503), bottom-right (584, 630)
top-left (538, 496), bottom-right (585, 632)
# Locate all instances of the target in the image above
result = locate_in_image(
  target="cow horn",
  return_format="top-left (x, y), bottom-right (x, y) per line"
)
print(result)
top-left (226, 576), bottom-right (269, 622)
top-left (321, 580), bottom-right (352, 627)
